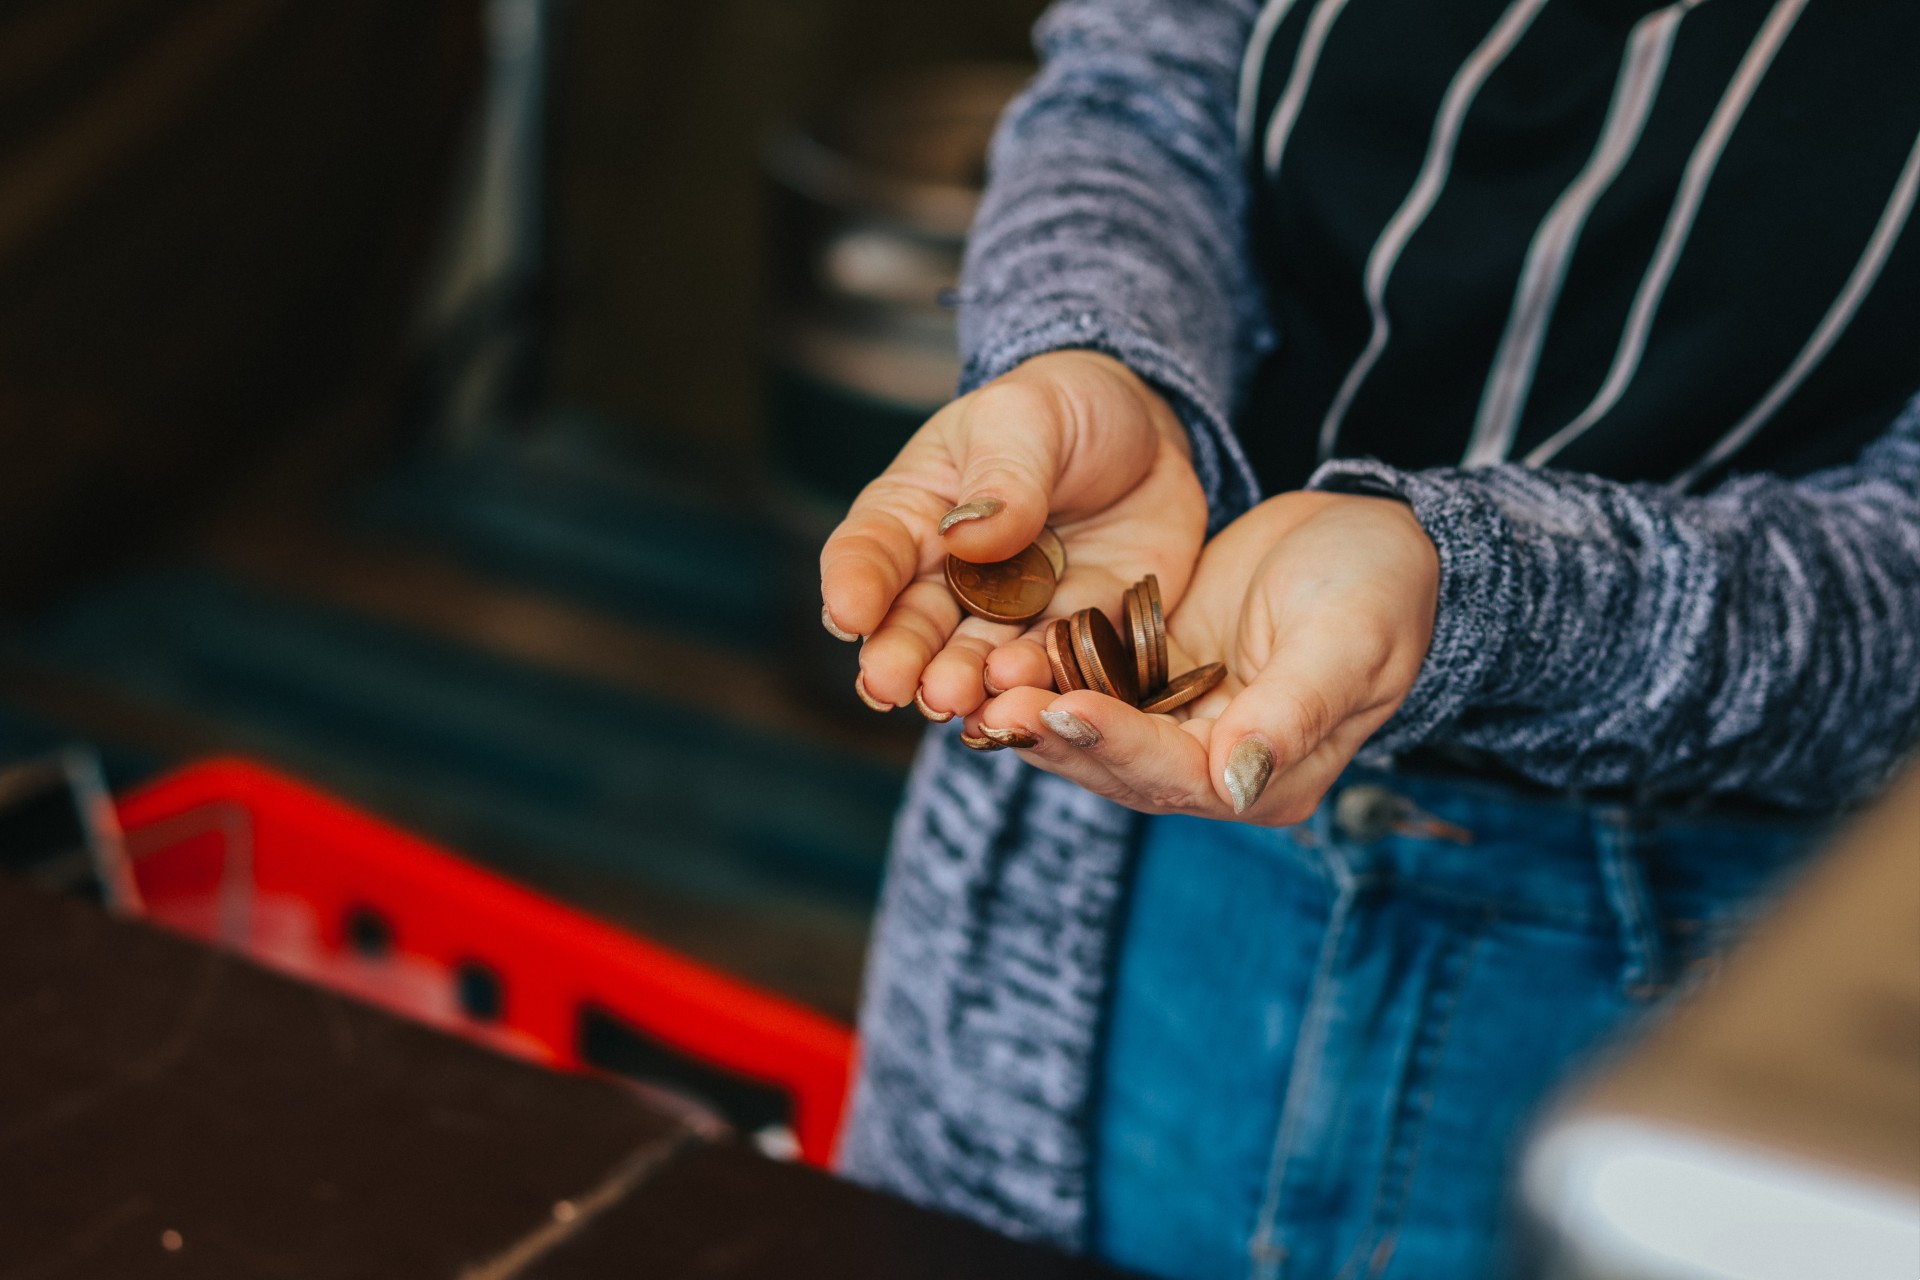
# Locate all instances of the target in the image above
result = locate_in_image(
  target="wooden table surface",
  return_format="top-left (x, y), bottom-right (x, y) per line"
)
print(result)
top-left (0, 879), bottom-right (1121, 1279)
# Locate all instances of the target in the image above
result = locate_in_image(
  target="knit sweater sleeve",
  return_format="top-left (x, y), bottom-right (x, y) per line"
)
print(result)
top-left (957, 0), bottom-right (1271, 527)
top-left (1310, 396), bottom-right (1920, 809)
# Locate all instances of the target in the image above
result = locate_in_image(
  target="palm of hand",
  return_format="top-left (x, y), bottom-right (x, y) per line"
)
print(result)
top-left (1170, 492), bottom-right (1409, 681)
top-left (1166, 493), bottom-right (1428, 801)
top-left (823, 351), bottom-right (1208, 717)
top-left (972, 435), bottom-right (1207, 704)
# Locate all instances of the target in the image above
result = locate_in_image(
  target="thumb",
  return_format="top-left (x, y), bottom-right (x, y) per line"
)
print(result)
top-left (1207, 630), bottom-right (1381, 821)
top-left (938, 383), bottom-right (1062, 563)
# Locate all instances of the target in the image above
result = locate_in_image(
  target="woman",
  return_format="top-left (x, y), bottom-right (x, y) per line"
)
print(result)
top-left (818, 1), bottom-right (1920, 1275)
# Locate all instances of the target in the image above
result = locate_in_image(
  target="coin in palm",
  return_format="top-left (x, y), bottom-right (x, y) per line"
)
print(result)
top-left (946, 544), bottom-right (1057, 624)
top-left (1136, 662), bottom-right (1226, 715)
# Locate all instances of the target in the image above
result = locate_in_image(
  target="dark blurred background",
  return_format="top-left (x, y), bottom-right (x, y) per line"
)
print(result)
top-left (0, 0), bottom-right (1047, 1021)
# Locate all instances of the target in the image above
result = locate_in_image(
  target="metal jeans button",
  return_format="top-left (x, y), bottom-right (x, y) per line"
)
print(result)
top-left (1333, 784), bottom-right (1403, 842)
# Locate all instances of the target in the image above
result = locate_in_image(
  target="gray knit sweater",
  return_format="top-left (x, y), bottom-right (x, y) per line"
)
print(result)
top-left (838, 0), bottom-right (1920, 1249)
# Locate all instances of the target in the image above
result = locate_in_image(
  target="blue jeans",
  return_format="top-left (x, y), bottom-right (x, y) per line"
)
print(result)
top-left (1091, 765), bottom-right (1823, 1280)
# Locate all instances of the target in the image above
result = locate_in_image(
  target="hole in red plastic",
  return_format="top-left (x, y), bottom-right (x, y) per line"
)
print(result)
top-left (455, 961), bottom-right (504, 1022)
top-left (344, 906), bottom-right (392, 959)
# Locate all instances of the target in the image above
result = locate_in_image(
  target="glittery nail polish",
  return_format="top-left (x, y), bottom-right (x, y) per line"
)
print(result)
top-left (821, 604), bottom-right (860, 643)
top-left (1224, 736), bottom-right (1275, 814)
top-left (982, 725), bottom-right (1040, 750)
top-left (1040, 708), bottom-right (1101, 748)
top-left (937, 497), bottom-right (1004, 535)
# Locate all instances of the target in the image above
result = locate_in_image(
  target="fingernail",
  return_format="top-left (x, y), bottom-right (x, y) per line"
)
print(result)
top-left (960, 731), bottom-right (1003, 752)
top-left (1040, 708), bottom-right (1101, 748)
top-left (1224, 737), bottom-right (1275, 814)
top-left (821, 604), bottom-right (860, 643)
top-left (914, 689), bottom-right (954, 723)
top-left (854, 674), bottom-right (895, 714)
top-left (983, 725), bottom-right (1040, 750)
top-left (938, 498), bottom-right (1004, 535)
top-left (982, 672), bottom-right (1005, 697)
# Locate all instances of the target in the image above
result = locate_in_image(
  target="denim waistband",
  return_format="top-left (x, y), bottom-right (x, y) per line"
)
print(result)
top-left (1269, 761), bottom-right (1834, 939)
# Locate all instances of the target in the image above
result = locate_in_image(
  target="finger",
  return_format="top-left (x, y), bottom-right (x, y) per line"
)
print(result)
top-left (1207, 625), bottom-right (1394, 818)
top-left (981, 634), bottom-right (1054, 695)
top-left (857, 579), bottom-right (965, 707)
top-left (1246, 731), bottom-right (1368, 828)
top-left (919, 618), bottom-right (1024, 719)
top-left (1035, 690), bottom-right (1220, 815)
top-left (938, 382), bottom-right (1062, 564)
top-left (821, 480), bottom-right (945, 639)
top-left (970, 687), bottom-right (1131, 797)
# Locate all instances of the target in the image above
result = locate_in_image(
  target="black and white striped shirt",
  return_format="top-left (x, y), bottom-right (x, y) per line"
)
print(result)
top-left (1236, 0), bottom-right (1920, 491)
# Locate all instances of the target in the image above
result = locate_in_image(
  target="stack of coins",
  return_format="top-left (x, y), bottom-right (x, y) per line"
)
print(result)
top-left (1042, 577), bottom-right (1224, 714)
top-left (947, 535), bottom-right (1226, 715)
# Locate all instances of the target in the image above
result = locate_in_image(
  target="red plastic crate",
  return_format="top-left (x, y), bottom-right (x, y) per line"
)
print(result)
top-left (115, 758), bottom-right (856, 1166)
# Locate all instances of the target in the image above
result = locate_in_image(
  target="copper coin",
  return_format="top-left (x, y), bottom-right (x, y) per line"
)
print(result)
top-left (946, 544), bottom-right (1056, 624)
top-left (1137, 581), bottom-right (1161, 691)
top-left (1045, 617), bottom-right (1086, 692)
top-left (1144, 574), bottom-right (1167, 689)
top-left (1070, 607), bottom-right (1139, 705)
top-left (1124, 583), bottom-right (1153, 696)
top-left (1136, 662), bottom-right (1226, 715)
top-left (1067, 609), bottom-right (1105, 696)
top-left (1034, 526), bottom-right (1068, 581)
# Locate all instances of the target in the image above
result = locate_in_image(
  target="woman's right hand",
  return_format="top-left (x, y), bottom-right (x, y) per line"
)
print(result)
top-left (819, 349), bottom-right (1209, 721)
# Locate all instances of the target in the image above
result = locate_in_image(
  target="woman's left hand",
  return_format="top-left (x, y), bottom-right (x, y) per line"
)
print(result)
top-left (965, 490), bottom-right (1440, 825)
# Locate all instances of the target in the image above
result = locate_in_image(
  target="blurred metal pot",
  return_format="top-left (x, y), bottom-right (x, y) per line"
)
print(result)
top-left (762, 64), bottom-right (1030, 517)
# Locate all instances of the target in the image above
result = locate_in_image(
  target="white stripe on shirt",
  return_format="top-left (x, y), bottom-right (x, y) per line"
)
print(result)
top-left (1670, 123), bottom-right (1920, 489)
top-left (1262, 0), bottom-right (1353, 180)
top-left (1463, 1), bottom-right (1698, 469)
top-left (1238, 0), bottom-right (1310, 157)
top-left (1318, 0), bottom-right (1552, 462)
top-left (1526, 0), bottom-right (1809, 468)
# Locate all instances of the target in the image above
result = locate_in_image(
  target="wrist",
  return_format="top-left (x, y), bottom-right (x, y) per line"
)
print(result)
top-left (1304, 460), bottom-right (1522, 751)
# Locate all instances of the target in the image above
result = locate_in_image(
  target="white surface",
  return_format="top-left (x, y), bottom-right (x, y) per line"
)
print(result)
top-left (1526, 1115), bottom-right (1920, 1280)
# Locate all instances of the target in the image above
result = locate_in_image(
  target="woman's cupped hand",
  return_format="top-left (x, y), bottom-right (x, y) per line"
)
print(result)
top-left (964, 489), bottom-right (1441, 824)
top-left (819, 350), bottom-right (1209, 722)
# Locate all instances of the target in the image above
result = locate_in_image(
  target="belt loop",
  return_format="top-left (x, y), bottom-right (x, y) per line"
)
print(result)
top-left (1594, 808), bottom-right (1667, 1000)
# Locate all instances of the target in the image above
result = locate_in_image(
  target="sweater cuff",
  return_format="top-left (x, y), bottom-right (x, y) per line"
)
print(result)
top-left (958, 310), bottom-right (1261, 531)
top-left (1308, 458), bottom-right (1522, 753)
